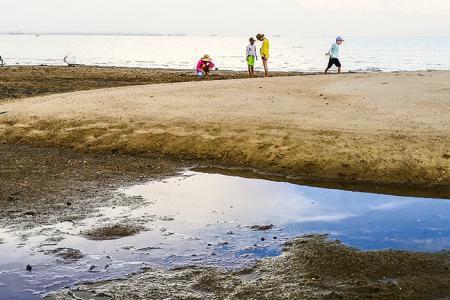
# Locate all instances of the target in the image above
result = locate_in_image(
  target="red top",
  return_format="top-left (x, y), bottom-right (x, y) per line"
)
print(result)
top-left (196, 59), bottom-right (215, 72)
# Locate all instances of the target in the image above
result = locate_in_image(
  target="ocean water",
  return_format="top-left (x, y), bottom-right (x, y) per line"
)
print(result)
top-left (0, 34), bottom-right (449, 72)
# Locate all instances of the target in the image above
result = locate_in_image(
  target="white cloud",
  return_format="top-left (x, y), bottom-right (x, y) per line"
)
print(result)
top-left (294, 0), bottom-right (450, 15)
top-left (0, 0), bottom-right (449, 36)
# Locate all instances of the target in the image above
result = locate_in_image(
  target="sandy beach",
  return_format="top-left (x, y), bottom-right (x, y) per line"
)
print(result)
top-left (0, 67), bottom-right (449, 299)
top-left (1, 70), bottom-right (449, 190)
top-left (2, 0), bottom-right (450, 297)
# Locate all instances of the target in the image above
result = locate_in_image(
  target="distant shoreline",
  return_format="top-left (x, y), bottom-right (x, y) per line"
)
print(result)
top-left (0, 32), bottom-right (188, 37)
top-left (1, 33), bottom-right (450, 37)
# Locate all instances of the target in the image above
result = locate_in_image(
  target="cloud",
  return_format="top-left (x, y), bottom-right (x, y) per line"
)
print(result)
top-left (0, 0), bottom-right (449, 35)
top-left (294, 0), bottom-right (450, 15)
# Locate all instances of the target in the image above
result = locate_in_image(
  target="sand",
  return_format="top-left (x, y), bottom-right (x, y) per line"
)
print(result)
top-left (0, 66), bottom-right (300, 101)
top-left (48, 235), bottom-right (450, 300)
top-left (1, 68), bottom-right (449, 299)
top-left (1, 70), bottom-right (449, 189)
top-left (0, 143), bottom-right (182, 230)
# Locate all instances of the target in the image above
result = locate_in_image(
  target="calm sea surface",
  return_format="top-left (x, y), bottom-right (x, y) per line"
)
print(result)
top-left (0, 34), bottom-right (449, 72)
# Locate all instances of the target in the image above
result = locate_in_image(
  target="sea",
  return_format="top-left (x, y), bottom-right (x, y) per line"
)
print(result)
top-left (1, 34), bottom-right (449, 72)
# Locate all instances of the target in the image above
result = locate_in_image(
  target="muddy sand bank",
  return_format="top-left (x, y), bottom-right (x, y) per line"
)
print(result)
top-left (0, 70), bottom-right (449, 190)
top-left (0, 66), bottom-right (300, 102)
top-left (48, 235), bottom-right (450, 300)
top-left (0, 143), bottom-right (182, 229)
top-left (1, 143), bottom-right (450, 300)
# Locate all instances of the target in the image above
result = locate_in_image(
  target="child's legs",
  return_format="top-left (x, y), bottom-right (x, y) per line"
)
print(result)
top-left (325, 58), bottom-right (333, 74)
top-left (325, 58), bottom-right (341, 74)
top-left (262, 58), bottom-right (269, 76)
top-left (336, 59), bottom-right (342, 74)
top-left (247, 56), bottom-right (255, 75)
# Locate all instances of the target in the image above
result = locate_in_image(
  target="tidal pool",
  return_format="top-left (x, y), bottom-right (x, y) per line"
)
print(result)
top-left (1, 171), bottom-right (450, 299)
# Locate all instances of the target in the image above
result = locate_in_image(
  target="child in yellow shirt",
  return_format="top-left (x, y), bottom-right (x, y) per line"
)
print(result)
top-left (256, 33), bottom-right (270, 77)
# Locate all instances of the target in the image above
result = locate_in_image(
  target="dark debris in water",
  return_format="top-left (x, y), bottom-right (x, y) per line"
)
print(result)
top-left (83, 223), bottom-right (144, 240)
top-left (249, 224), bottom-right (274, 231)
top-left (45, 248), bottom-right (84, 261)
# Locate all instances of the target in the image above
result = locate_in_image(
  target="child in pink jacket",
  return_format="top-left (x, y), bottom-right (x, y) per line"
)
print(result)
top-left (196, 54), bottom-right (215, 78)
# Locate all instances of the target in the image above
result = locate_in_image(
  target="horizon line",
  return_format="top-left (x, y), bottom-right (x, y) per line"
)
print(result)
top-left (1, 32), bottom-right (449, 38)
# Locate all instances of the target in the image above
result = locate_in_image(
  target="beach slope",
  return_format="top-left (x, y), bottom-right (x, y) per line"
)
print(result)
top-left (0, 71), bottom-right (449, 188)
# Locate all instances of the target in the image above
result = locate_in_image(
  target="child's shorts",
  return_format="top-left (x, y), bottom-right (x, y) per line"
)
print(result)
top-left (247, 55), bottom-right (256, 67)
top-left (197, 71), bottom-right (205, 78)
top-left (327, 58), bottom-right (341, 68)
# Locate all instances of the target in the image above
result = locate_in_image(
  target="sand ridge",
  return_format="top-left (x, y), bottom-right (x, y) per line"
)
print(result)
top-left (1, 71), bottom-right (449, 187)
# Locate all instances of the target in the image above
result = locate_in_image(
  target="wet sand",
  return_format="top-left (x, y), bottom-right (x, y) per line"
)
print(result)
top-left (48, 235), bottom-right (450, 300)
top-left (1, 144), bottom-right (449, 299)
top-left (0, 66), bottom-right (300, 101)
top-left (0, 67), bottom-right (449, 299)
top-left (0, 143), bottom-right (182, 230)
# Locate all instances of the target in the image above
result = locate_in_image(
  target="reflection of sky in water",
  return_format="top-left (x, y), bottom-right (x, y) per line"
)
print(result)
top-left (125, 171), bottom-right (450, 252)
top-left (1, 171), bottom-right (450, 299)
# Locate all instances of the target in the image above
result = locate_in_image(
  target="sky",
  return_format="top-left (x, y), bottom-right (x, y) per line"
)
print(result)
top-left (1, 0), bottom-right (450, 36)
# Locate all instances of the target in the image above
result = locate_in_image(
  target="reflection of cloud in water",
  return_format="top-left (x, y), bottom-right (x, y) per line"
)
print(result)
top-left (295, 213), bottom-right (357, 223)
top-left (370, 201), bottom-right (410, 211)
top-left (412, 238), bottom-right (450, 247)
top-left (124, 173), bottom-right (359, 225)
top-left (125, 172), bottom-right (450, 245)
top-left (122, 171), bottom-right (450, 253)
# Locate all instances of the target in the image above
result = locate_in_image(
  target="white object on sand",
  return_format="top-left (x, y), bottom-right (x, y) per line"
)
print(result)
top-left (63, 53), bottom-right (77, 66)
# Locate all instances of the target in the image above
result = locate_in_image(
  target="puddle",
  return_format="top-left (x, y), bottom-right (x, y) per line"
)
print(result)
top-left (1, 171), bottom-right (450, 299)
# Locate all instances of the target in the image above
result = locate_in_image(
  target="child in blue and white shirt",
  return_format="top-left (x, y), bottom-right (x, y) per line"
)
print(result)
top-left (325, 36), bottom-right (344, 74)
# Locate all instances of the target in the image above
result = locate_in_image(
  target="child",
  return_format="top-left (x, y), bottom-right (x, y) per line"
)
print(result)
top-left (246, 37), bottom-right (258, 77)
top-left (256, 33), bottom-right (270, 77)
top-left (196, 54), bottom-right (215, 78)
top-left (324, 36), bottom-right (344, 74)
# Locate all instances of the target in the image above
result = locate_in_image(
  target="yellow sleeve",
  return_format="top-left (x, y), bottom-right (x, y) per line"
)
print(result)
top-left (261, 39), bottom-right (270, 58)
